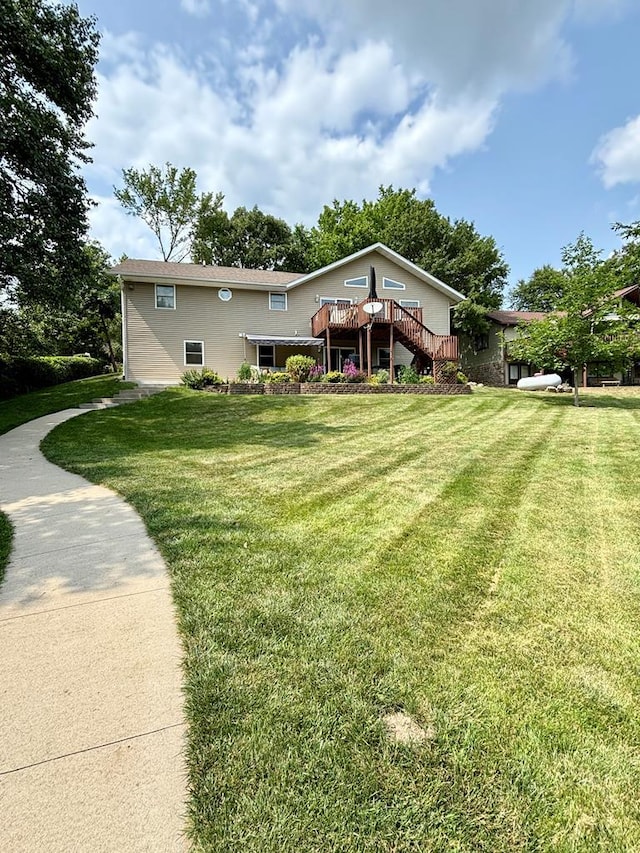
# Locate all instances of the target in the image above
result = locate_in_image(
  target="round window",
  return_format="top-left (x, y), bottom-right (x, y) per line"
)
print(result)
top-left (218, 288), bottom-right (232, 302)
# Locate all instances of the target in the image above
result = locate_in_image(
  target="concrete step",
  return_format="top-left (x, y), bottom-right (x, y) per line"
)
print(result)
top-left (78, 402), bottom-right (117, 410)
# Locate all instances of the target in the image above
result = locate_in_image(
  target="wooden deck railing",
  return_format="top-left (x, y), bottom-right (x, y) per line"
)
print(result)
top-left (310, 298), bottom-right (458, 361)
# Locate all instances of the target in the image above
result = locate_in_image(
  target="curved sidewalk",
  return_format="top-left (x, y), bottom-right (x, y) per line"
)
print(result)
top-left (0, 410), bottom-right (187, 852)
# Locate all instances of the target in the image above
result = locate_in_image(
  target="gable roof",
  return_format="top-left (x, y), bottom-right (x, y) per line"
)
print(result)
top-left (110, 258), bottom-right (300, 288)
top-left (110, 243), bottom-right (466, 301)
top-left (285, 243), bottom-right (465, 302)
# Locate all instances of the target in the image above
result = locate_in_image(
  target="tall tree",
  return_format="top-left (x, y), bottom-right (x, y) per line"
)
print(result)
top-left (308, 186), bottom-right (508, 308)
top-left (115, 163), bottom-right (219, 261)
top-left (508, 234), bottom-right (638, 406)
top-left (0, 0), bottom-right (100, 306)
top-left (509, 265), bottom-right (567, 311)
top-left (605, 220), bottom-right (640, 287)
top-left (193, 204), bottom-right (312, 271)
top-left (0, 242), bottom-right (122, 369)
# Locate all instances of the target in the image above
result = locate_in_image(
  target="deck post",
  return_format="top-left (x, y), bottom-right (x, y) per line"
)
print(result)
top-left (358, 329), bottom-right (364, 372)
top-left (366, 324), bottom-right (372, 377)
top-left (389, 323), bottom-right (394, 383)
top-left (326, 327), bottom-right (331, 372)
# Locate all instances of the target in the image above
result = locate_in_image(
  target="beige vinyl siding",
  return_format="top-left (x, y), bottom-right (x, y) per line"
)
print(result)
top-left (124, 249), bottom-right (457, 382)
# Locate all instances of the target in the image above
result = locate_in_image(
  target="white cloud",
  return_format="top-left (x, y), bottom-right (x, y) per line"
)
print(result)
top-left (273, 0), bottom-right (588, 98)
top-left (85, 32), bottom-right (496, 258)
top-left (83, 0), bottom-right (628, 259)
top-left (180, 0), bottom-right (211, 18)
top-left (88, 195), bottom-right (159, 261)
top-left (592, 115), bottom-right (640, 188)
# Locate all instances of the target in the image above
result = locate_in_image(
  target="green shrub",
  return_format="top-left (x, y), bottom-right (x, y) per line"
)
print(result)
top-left (263, 371), bottom-right (291, 384)
top-left (397, 365), bottom-right (420, 384)
top-left (439, 361), bottom-right (459, 382)
top-left (375, 369), bottom-right (389, 384)
top-left (419, 375), bottom-right (436, 385)
top-left (285, 355), bottom-right (317, 382)
top-left (457, 370), bottom-right (468, 384)
top-left (237, 361), bottom-right (252, 382)
top-left (181, 368), bottom-right (224, 390)
top-left (324, 371), bottom-right (346, 383)
top-left (366, 374), bottom-right (381, 385)
top-left (0, 355), bottom-right (105, 400)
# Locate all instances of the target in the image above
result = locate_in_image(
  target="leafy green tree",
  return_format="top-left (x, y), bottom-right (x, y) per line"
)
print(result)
top-left (193, 204), bottom-right (312, 271)
top-left (1, 0), bottom-right (100, 306)
top-left (509, 234), bottom-right (638, 406)
top-left (308, 186), bottom-right (508, 308)
top-left (0, 242), bottom-right (121, 369)
top-left (509, 265), bottom-right (567, 311)
top-left (115, 163), bottom-right (219, 261)
top-left (604, 220), bottom-right (640, 288)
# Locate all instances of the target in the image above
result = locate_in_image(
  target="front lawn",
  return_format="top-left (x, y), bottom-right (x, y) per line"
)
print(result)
top-left (42, 387), bottom-right (640, 852)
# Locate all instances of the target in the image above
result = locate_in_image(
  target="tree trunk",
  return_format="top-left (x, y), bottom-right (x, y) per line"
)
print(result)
top-left (99, 311), bottom-right (118, 373)
top-left (572, 368), bottom-right (581, 407)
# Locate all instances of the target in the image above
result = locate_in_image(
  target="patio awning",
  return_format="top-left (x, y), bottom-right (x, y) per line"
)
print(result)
top-left (245, 334), bottom-right (324, 347)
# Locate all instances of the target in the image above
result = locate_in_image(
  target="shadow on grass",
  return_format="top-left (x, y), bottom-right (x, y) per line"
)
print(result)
top-left (511, 389), bottom-right (640, 410)
top-left (42, 390), bottom-right (406, 462)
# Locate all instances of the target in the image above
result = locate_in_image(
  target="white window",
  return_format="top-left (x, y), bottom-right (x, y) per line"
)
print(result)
top-left (383, 277), bottom-right (405, 290)
top-left (156, 284), bottom-right (175, 309)
top-left (184, 341), bottom-right (204, 366)
top-left (345, 276), bottom-right (367, 288)
top-left (218, 288), bottom-right (232, 301)
top-left (399, 299), bottom-right (420, 308)
top-left (258, 345), bottom-right (275, 368)
top-left (269, 292), bottom-right (287, 311)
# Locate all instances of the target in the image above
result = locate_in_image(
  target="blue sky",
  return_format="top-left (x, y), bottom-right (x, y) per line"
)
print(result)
top-left (76, 0), bottom-right (640, 298)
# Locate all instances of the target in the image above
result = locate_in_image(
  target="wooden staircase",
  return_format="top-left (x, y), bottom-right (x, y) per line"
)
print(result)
top-left (311, 298), bottom-right (458, 367)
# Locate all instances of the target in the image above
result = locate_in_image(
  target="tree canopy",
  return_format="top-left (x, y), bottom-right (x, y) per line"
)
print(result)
top-left (115, 163), bottom-right (219, 262)
top-left (509, 265), bottom-right (567, 311)
top-left (0, 0), bottom-right (100, 306)
top-left (192, 205), bottom-right (312, 271)
top-left (508, 234), bottom-right (639, 406)
top-left (307, 186), bottom-right (508, 307)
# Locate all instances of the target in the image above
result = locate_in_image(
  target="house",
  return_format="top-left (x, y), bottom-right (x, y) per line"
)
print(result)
top-left (112, 243), bottom-right (465, 384)
top-left (460, 284), bottom-right (640, 387)
top-left (460, 310), bottom-right (550, 386)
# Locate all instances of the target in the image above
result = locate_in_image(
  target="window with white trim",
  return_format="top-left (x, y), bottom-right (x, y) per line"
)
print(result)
top-left (382, 277), bottom-right (405, 290)
top-left (184, 340), bottom-right (204, 366)
top-left (258, 345), bottom-right (275, 368)
top-left (269, 292), bottom-right (287, 311)
top-left (344, 276), bottom-right (367, 288)
top-left (156, 284), bottom-right (175, 309)
top-left (399, 299), bottom-right (420, 308)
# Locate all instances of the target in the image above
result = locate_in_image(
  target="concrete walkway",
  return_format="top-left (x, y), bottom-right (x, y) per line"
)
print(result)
top-left (0, 410), bottom-right (187, 852)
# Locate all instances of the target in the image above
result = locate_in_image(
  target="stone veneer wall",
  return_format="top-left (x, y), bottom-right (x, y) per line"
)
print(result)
top-left (464, 361), bottom-right (504, 386)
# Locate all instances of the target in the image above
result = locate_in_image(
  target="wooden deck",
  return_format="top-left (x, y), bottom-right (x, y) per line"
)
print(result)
top-left (311, 298), bottom-right (458, 362)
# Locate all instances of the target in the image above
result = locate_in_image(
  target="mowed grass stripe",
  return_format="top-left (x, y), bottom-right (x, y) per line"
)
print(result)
top-left (41, 388), bottom-right (640, 852)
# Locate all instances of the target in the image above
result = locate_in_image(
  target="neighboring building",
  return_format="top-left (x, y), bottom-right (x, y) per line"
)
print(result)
top-left (113, 243), bottom-right (465, 384)
top-left (460, 311), bottom-right (549, 386)
top-left (461, 284), bottom-right (640, 386)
